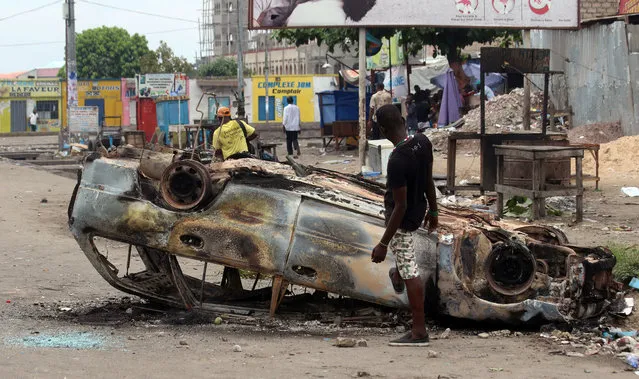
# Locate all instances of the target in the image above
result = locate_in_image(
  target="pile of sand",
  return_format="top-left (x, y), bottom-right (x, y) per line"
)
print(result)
top-left (584, 135), bottom-right (639, 175)
top-left (568, 122), bottom-right (623, 145)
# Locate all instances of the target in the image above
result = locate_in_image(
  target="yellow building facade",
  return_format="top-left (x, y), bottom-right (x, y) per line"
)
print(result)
top-left (62, 79), bottom-right (123, 127)
top-left (251, 75), bottom-right (320, 124)
top-left (0, 79), bottom-right (62, 133)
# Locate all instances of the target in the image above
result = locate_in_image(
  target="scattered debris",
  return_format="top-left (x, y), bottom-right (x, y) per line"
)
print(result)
top-left (440, 328), bottom-right (451, 339)
top-left (489, 368), bottom-right (504, 372)
top-left (40, 198), bottom-right (48, 204)
top-left (356, 339), bottom-right (368, 347)
top-left (214, 316), bottom-right (223, 325)
top-left (463, 89), bottom-right (543, 134)
top-left (622, 187), bottom-right (639, 198)
top-left (356, 371), bottom-right (371, 377)
top-left (566, 352), bottom-right (585, 358)
top-left (233, 344), bottom-right (242, 352)
top-left (428, 350), bottom-right (439, 358)
top-left (179, 340), bottom-right (188, 346)
top-left (478, 333), bottom-right (490, 339)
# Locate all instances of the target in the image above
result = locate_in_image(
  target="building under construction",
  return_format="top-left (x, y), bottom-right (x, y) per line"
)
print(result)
top-left (199, 0), bottom-right (250, 62)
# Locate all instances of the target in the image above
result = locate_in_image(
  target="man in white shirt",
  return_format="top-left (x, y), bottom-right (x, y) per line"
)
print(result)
top-left (369, 83), bottom-right (392, 140)
top-left (29, 110), bottom-right (38, 132)
top-left (282, 96), bottom-right (301, 157)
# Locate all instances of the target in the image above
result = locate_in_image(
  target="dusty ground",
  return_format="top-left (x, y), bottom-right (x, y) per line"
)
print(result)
top-left (0, 135), bottom-right (637, 378)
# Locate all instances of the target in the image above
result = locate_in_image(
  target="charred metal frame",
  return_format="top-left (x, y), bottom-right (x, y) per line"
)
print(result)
top-left (68, 151), bottom-right (623, 323)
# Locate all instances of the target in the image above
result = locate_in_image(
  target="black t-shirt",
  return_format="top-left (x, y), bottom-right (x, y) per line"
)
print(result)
top-left (415, 101), bottom-right (431, 123)
top-left (384, 133), bottom-right (434, 231)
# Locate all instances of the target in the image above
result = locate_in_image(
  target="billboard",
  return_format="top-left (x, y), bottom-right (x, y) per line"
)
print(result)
top-left (620, 0), bottom-right (639, 14)
top-left (68, 106), bottom-right (99, 133)
top-left (250, 0), bottom-right (579, 29)
top-left (137, 73), bottom-right (187, 98)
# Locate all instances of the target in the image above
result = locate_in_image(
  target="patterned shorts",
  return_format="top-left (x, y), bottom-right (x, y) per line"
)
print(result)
top-left (390, 230), bottom-right (419, 280)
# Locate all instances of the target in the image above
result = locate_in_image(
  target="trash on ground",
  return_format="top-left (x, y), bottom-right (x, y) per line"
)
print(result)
top-left (622, 187), bottom-right (639, 197)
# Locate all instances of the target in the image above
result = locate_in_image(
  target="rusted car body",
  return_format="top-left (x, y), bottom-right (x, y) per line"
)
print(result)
top-left (68, 148), bottom-right (622, 323)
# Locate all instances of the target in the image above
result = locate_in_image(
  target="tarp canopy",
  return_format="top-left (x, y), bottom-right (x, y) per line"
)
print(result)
top-left (430, 59), bottom-right (506, 92)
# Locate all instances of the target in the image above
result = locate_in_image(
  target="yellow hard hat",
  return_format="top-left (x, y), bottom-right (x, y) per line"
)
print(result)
top-left (217, 107), bottom-right (231, 117)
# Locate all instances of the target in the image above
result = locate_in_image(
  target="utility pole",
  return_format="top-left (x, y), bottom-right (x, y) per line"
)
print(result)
top-left (358, 28), bottom-right (367, 170)
top-left (264, 32), bottom-right (270, 128)
top-left (63, 0), bottom-right (78, 149)
top-left (236, 0), bottom-right (245, 119)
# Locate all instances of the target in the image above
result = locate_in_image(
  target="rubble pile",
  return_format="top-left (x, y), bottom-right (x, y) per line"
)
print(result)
top-left (539, 326), bottom-right (639, 369)
top-left (427, 89), bottom-right (544, 154)
top-left (462, 89), bottom-right (544, 133)
top-left (584, 135), bottom-right (639, 175)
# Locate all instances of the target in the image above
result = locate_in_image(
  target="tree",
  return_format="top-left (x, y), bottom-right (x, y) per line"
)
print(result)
top-left (197, 57), bottom-right (251, 78)
top-left (274, 27), bottom-right (521, 91)
top-left (74, 26), bottom-right (150, 78)
top-left (140, 41), bottom-right (194, 75)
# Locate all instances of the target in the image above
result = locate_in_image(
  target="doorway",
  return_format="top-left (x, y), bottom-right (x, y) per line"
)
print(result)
top-left (10, 100), bottom-right (27, 132)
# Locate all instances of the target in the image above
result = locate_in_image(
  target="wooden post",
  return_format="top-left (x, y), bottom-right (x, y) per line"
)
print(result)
top-left (523, 75), bottom-right (531, 130)
top-left (447, 138), bottom-right (457, 194)
top-left (480, 72), bottom-right (486, 135)
top-left (538, 159), bottom-right (547, 217)
top-left (542, 72), bottom-right (550, 135)
top-left (358, 27), bottom-right (367, 171)
top-left (497, 154), bottom-right (504, 218)
top-left (532, 158), bottom-right (541, 220)
top-left (575, 156), bottom-right (584, 222)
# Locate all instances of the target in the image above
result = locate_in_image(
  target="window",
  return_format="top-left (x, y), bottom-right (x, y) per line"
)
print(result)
top-left (36, 100), bottom-right (58, 120)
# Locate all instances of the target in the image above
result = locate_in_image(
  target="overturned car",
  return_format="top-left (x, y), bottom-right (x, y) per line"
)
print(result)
top-left (68, 147), bottom-right (623, 323)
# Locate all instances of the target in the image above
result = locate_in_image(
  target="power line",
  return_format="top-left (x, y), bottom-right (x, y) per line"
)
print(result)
top-left (146, 27), bottom-right (199, 35)
top-left (0, 0), bottom-right (62, 22)
top-left (78, 0), bottom-right (199, 24)
top-left (0, 41), bottom-right (64, 48)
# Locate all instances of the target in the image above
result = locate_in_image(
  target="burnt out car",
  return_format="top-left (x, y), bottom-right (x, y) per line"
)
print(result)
top-left (68, 148), bottom-right (623, 323)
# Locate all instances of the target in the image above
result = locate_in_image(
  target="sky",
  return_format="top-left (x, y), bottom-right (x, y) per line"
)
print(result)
top-left (0, 0), bottom-right (203, 73)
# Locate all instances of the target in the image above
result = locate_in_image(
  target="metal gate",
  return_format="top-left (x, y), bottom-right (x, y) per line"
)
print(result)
top-left (10, 101), bottom-right (27, 132)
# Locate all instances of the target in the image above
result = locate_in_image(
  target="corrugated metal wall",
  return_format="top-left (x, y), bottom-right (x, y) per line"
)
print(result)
top-left (531, 21), bottom-right (639, 136)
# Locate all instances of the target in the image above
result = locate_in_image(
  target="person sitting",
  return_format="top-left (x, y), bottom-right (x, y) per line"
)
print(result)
top-left (212, 107), bottom-right (259, 160)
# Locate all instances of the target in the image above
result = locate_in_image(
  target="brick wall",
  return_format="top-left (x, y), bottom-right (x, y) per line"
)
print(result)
top-left (581, 0), bottom-right (620, 21)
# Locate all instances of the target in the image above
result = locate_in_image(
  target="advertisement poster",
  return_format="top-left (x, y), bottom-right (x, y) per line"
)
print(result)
top-left (382, 66), bottom-right (408, 99)
top-left (367, 34), bottom-right (404, 70)
top-left (250, 0), bottom-right (578, 29)
top-left (0, 80), bottom-right (61, 98)
top-left (68, 106), bottom-right (99, 133)
top-left (137, 73), bottom-right (187, 98)
top-left (620, 0), bottom-right (639, 14)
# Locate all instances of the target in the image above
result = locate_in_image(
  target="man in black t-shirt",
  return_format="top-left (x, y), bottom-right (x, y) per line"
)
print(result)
top-left (371, 104), bottom-right (438, 347)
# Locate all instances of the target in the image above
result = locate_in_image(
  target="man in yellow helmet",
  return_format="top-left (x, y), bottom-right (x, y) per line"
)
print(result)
top-left (212, 107), bottom-right (259, 160)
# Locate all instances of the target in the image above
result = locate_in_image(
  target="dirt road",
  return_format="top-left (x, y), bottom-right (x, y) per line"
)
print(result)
top-left (0, 139), bottom-right (636, 378)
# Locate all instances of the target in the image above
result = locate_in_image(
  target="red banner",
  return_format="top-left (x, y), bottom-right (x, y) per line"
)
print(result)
top-left (620, 0), bottom-right (639, 14)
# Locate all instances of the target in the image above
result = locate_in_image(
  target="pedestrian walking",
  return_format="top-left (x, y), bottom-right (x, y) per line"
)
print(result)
top-left (29, 110), bottom-right (38, 132)
top-left (369, 83), bottom-right (392, 140)
top-left (371, 104), bottom-right (438, 347)
top-left (282, 96), bottom-right (301, 157)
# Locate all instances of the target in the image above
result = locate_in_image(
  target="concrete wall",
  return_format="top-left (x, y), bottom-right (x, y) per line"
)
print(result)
top-left (581, 0), bottom-right (620, 20)
top-left (531, 21), bottom-right (638, 136)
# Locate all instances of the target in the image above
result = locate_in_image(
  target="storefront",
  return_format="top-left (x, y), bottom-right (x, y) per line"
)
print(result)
top-left (0, 79), bottom-right (62, 133)
top-left (76, 80), bottom-right (123, 127)
top-left (250, 75), bottom-right (337, 124)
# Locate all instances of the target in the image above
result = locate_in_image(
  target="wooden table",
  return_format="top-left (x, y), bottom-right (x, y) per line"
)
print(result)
top-left (494, 145), bottom-right (585, 222)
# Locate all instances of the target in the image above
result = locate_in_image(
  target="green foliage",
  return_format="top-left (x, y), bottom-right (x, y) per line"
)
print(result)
top-left (504, 196), bottom-right (531, 217)
top-left (140, 41), bottom-right (194, 76)
top-left (57, 66), bottom-right (65, 80)
top-left (609, 243), bottom-right (639, 283)
top-left (197, 57), bottom-right (250, 78)
top-left (273, 28), bottom-right (522, 63)
top-left (76, 26), bottom-right (150, 78)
